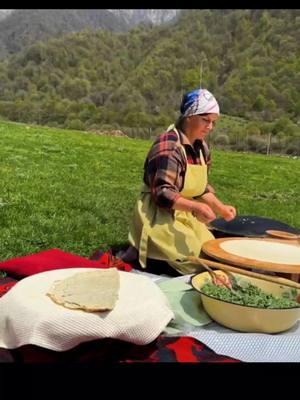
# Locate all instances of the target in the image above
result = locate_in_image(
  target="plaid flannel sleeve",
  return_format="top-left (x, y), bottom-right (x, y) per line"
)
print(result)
top-left (144, 133), bottom-right (185, 210)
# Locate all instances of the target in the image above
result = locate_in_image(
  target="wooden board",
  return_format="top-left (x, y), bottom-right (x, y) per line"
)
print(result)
top-left (202, 237), bottom-right (300, 274)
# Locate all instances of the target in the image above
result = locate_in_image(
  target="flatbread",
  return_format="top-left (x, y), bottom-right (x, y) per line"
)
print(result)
top-left (220, 239), bottom-right (300, 265)
top-left (47, 268), bottom-right (120, 312)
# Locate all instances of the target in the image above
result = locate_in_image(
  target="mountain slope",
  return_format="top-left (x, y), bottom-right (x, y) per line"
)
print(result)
top-left (0, 9), bottom-right (299, 130)
top-left (108, 9), bottom-right (179, 26)
top-left (0, 9), bottom-right (180, 59)
top-left (0, 9), bottom-right (129, 58)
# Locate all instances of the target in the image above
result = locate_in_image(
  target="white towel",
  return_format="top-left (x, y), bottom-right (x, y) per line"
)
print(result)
top-left (0, 268), bottom-right (174, 351)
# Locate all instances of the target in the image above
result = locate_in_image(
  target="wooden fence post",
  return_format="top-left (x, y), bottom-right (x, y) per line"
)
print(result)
top-left (266, 132), bottom-right (272, 155)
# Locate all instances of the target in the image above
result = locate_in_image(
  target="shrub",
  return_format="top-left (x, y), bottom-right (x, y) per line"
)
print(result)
top-left (285, 144), bottom-right (300, 156)
top-left (247, 135), bottom-right (267, 152)
top-left (86, 123), bottom-right (100, 131)
top-left (65, 119), bottom-right (85, 131)
top-left (214, 134), bottom-right (230, 146)
top-left (246, 123), bottom-right (261, 136)
top-left (100, 124), bottom-right (115, 131)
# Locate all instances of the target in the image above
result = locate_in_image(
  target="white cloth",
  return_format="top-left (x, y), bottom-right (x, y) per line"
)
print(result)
top-left (184, 322), bottom-right (300, 363)
top-left (0, 268), bottom-right (174, 351)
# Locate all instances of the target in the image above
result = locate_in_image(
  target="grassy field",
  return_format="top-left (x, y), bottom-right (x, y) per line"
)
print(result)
top-left (0, 120), bottom-right (299, 261)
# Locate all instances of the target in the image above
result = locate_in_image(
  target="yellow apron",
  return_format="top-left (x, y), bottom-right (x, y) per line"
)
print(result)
top-left (128, 127), bottom-right (214, 275)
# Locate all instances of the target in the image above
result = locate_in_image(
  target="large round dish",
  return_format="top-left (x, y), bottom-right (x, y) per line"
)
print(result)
top-left (202, 237), bottom-right (300, 273)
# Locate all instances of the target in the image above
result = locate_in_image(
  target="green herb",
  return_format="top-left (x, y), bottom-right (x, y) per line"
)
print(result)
top-left (201, 282), bottom-right (300, 309)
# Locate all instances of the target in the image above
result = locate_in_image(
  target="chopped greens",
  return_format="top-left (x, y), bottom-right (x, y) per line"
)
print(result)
top-left (200, 282), bottom-right (300, 309)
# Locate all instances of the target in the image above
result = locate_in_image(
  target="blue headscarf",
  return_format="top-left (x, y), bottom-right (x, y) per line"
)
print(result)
top-left (180, 88), bottom-right (220, 117)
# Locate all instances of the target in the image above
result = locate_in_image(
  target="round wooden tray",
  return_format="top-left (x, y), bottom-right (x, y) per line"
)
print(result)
top-left (202, 237), bottom-right (300, 274)
top-left (266, 230), bottom-right (300, 240)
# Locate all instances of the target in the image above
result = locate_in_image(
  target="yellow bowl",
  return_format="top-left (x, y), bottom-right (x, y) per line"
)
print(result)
top-left (191, 271), bottom-right (300, 333)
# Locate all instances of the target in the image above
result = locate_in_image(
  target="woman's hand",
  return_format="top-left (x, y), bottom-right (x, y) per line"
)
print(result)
top-left (199, 192), bottom-right (236, 223)
top-left (192, 203), bottom-right (216, 224)
top-left (172, 196), bottom-right (216, 224)
top-left (219, 205), bottom-right (236, 221)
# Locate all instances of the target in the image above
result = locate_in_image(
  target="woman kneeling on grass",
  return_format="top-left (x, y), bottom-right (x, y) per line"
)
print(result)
top-left (123, 88), bottom-right (236, 275)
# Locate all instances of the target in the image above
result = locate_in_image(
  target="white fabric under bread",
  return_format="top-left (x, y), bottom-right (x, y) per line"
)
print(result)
top-left (0, 268), bottom-right (174, 350)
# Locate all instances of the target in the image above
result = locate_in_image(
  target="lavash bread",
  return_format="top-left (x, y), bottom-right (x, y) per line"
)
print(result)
top-left (220, 239), bottom-right (300, 265)
top-left (47, 268), bottom-right (120, 312)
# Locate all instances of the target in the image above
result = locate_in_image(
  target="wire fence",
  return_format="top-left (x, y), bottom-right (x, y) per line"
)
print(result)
top-left (206, 131), bottom-right (300, 157)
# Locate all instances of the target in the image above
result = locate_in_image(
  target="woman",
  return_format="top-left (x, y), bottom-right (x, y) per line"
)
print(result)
top-left (125, 88), bottom-right (236, 275)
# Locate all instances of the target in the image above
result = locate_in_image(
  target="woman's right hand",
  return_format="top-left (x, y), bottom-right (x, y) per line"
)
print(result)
top-left (192, 203), bottom-right (216, 224)
top-left (219, 205), bottom-right (236, 221)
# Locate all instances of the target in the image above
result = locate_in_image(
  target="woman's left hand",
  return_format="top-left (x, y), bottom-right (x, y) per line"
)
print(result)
top-left (219, 205), bottom-right (236, 221)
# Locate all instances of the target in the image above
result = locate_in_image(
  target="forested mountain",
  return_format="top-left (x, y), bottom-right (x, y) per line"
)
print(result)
top-left (0, 9), bottom-right (299, 137)
top-left (108, 9), bottom-right (179, 26)
top-left (0, 9), bottom-right (130, 59)
top-left (0, 9), bottom-right (180, 59)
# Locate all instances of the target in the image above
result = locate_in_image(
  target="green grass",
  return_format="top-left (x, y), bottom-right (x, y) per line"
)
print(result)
top-left (0, 120), bottom-right (299, 261)
top-left (209, 150), bottom-right (300, 227)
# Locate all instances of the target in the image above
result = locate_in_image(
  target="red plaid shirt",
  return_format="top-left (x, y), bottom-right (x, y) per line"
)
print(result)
top-left (143, 128), bottom-right (213, 209)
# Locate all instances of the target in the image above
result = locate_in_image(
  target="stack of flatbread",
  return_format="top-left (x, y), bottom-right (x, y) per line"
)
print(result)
top-left (47, 268), bottom-right (120, 312)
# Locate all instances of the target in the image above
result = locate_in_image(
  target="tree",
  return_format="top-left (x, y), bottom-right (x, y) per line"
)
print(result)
top-left (272, 116), bottom-right (296, 135)
top-left (253, 94), bottom-right (266, 112)
top-left (59, 78), bottom-right (90, 100)
top-left (24, 42), bottom-right (46, 64)
top-left (124, 111), bottom-right (151, 127)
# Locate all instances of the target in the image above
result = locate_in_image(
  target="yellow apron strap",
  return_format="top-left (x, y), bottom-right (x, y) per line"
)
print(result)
top-left (171, 126), bottom-right (206, 166)
top-left (167, 123), bottom-right (175, 132)
top-left (199, 148), bottom-right (206, 165)
top-left (139, 184), bottom-right (152, 269)
top-left (139, 222), bottom-right (149, 269)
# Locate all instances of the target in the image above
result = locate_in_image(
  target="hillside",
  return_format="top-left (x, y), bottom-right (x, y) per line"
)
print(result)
top-left (0, 9), bottom-right (180, 59)
top-left (0, 9), bottom-right (299, 146)
top-left (0, 119), bottom-right (299, 260)
top-left (0, 9), bottom-right (129, 58)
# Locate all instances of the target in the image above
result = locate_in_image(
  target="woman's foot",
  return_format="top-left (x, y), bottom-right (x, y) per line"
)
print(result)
top-left (116, 246), bottom-right (138, 263)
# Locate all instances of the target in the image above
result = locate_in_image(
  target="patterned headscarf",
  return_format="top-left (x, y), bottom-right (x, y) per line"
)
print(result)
top-left (180, 88), bottom-right (219, 117)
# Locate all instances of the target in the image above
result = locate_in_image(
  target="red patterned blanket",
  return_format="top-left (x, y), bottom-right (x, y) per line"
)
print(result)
top-left (0, 249), bottom-right (240, 363)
